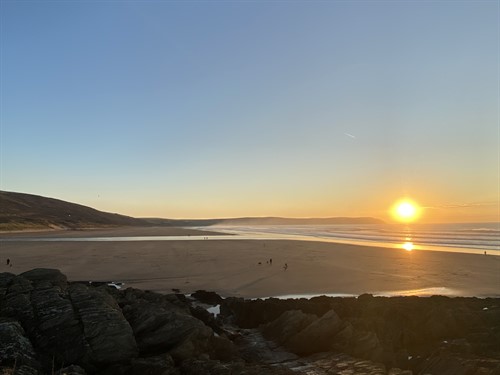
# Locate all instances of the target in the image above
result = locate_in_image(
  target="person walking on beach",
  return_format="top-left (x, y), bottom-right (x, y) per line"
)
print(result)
top-left (270, 258), bottom-right (272, 265)
top-left (283, 263), bottom-right (288, 271)
top-left (6, 258), bottom-right (10, 266)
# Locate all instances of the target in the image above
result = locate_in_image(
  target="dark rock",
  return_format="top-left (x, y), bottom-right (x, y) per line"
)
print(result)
top-left (121, 299), bottom-right (211, 361)
top-left (286, 310), bottom-right (347, 355)
top-left (191, 290), bottom-right (223, 305)
top-left (1, 276), bottom-right (35, 324)
top-left (0, 272), bottom-right (15, 297)
top-left (297, 351), bottom-right (387, 375)
top-left (261, 310), bottom-right (316, 346)
top-left (0, 320), bottom-right (39, 371)
top-left (127, 354), bottom-right (177, 375)
top-left (349, 330), bottom-right (384, 362)
top-left (190, 305), bottom-right (224, 334)
top-left (20, 268), bottom-right (68, 290)
top-left (179, 359), bottom-right (297, 374)
top-left (6, 364), bottom-right (39, 375)
top-left (207, 335), bottom-right (239, 361)
top-left (447, 338), bottom-right (473, 354)
top-left (29, 283), bottom-right (87, 366)
top-left (68, 283), bottom-right (138, 367)
top-left (222, 298), bottom-right (300, 328)
top-left (57, 365), bottom-right (88, 375)
top-left (2, 268), bottom-right (499, 375)
top-left (418, 349), bottom-right (472, 375)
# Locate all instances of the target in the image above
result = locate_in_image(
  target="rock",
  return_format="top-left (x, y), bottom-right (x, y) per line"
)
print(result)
top-left (261, 310), bottom-right (316, 346)
top-left (57, 365), bottom-right (88, 375)
top-left (221, 298), bottom-right (300, 329)
top-left (447, 338), bottom-right (472, 354)
top-left (121, 299), bottom-right (212, 361)
top-left (20, 268), bottom-right (68, 290)
top-left (388, 369), bottom-right (412, 375)
top-left (287, 352), bottom-right (387, 375)
top-left (127, 354), bottom-right (177, 375)
top-left (207, 335), bottom-right (239, 362)
top-left (0, 272), bottom-right (15, 297)
top-left (286, 310), bottom-right (346, 355)
top-left (0, 320), bottom-right (39, 371)
top-left (179, 359), bottom-right (297, 374)
top-left (1, 275), bottom-right (35, 324)
top-left (68, 283), bottom-right (138, 367)
top-left (190, 305), bottom-right (224, 334)
top-left (29, 283), bottom-right (87, 366)
top-left (1, 268), bottom-right (499, 375)
top-left (417, 349), bottom-right (471, 375)
top-left (191, 290), bottom-right (223, 305)
top-left (349, 330), bottom-right (383, 362)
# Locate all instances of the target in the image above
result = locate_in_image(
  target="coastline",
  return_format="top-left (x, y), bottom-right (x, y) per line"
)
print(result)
top-left (1, 228), bottom-right (498, 299)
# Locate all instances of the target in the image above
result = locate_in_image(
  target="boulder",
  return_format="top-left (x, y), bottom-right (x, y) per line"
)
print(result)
top-left (29, 284), bottom-right (87, 366)
top-left (191, 290), bottom-right (223, 306)
top-left (20, 268), bottom-right (68, 290)
top-left (261, 309), bottom-right (316, 346)
top-left (0, 272), bottom-right (15, 299)
top-left (190, 305), bottom-right (224, 334)
top-left (349, 330), bottom-right (383, 362)
top-left (286, 310), bottom-right (346, 355)
top-left (121, 299), bottom-right (212, 361)
top-left (1, 276), bottom-right (35, 324)
top-left (68, 284), bottom-right (138, 367)
top-left (0, 320), bottom-right (39, 371)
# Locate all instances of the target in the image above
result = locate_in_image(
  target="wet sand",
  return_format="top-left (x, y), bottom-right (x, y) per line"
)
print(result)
top-left (0, 227), bottom-right (498, 298)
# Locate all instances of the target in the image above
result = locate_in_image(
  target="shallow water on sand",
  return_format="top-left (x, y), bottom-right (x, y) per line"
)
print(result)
top-left (210, 222), bottom-right (500, 255)
top-left (1, 222), bottom-right (498, 255)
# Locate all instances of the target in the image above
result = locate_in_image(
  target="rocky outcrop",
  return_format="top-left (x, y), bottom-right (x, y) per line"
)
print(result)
top-left (222, 293), bottom-right (500, 374)
top-left (1, 269), bottom-right (499, 375)
top-left (0, 320), bottom-right (40, 374)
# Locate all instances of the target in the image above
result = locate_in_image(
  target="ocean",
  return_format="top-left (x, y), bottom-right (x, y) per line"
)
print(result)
top-left (210, 222), bottom-right (500, 254)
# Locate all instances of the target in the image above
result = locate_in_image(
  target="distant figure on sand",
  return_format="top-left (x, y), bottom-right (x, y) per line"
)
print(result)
top-left (6, 259), bottom-right (10, 266)
top-left (283, 263), bottom-right (288, 271)
top-left (270, 258), bottom-right (272, 265)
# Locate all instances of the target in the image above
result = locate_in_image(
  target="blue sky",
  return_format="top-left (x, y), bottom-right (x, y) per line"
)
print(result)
top-left (1, 0), bottom-right (498, 222)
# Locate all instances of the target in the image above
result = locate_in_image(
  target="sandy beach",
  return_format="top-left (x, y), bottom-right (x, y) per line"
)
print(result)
top-left (0, 227), bottom-right (498, 298)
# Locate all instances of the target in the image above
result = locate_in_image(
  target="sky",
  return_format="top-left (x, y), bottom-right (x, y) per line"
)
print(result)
top-left (0, 0), bottom-right (498, 223)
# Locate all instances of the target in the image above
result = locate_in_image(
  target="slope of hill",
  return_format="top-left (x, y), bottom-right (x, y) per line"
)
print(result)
top-left (0, 191), bottom-right (146, 230)
top-left (0, 190), bottom-right (384, 231)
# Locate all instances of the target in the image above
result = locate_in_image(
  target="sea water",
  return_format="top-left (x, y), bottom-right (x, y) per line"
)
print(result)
top-left (210, 222), bottom-right (500, 254)
top-left (2, 222), bottom-right (498, 255)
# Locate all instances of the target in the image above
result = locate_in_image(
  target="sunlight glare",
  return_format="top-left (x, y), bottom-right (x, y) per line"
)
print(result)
top-left (402, 242), bottom-right (414, 251)
top-left (392, 199), bottom-right (420, 222)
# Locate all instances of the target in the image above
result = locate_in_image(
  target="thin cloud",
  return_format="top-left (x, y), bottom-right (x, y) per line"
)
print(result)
top-left (423, 201), bottom-right (498, 209)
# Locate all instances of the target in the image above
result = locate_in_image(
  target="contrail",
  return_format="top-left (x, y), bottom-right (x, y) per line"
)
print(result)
top-left (344, 133), bottom-right (356, 139)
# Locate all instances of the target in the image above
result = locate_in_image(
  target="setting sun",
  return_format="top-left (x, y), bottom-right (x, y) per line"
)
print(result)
top-left (392, 199), bottom-right (420, 222)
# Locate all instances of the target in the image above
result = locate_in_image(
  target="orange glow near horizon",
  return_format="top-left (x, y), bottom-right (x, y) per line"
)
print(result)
top-left (391, 199), bottom-right (421, 222)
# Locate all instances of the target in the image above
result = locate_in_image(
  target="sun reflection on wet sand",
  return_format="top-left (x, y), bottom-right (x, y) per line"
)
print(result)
top-left (402, 242), bottom-right (414, 251)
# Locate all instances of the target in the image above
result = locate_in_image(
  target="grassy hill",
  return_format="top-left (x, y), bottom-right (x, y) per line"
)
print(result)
top-left (0, 190), bottom-right (384, 231)
top-left (0, 191), bottom-right (146, 231)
